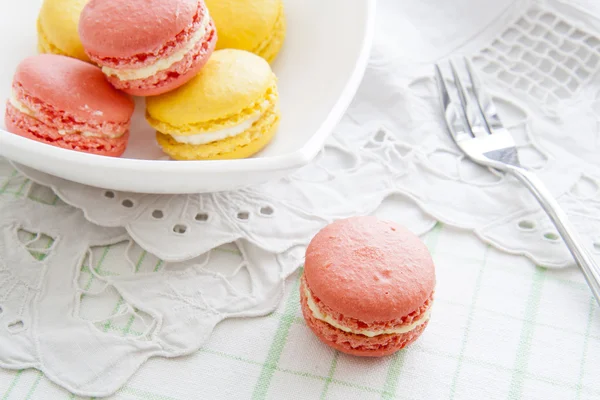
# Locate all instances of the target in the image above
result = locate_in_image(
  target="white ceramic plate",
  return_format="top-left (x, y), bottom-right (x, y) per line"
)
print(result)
top-left (0, 0), bottom-right (375, 194)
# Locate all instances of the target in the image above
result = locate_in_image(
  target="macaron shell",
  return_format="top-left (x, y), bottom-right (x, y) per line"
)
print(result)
top-left (37, 0), bottom-right (90, 61)
top-left (155, 104), bottom-right (279, 160)
top-left (5, 104), bottom-right (128, 157)
top-left (79, 0), bottom-right (198, 58)
top-left (147, 81), bottom-right (276, 136)
top-left (304, 216), bottom-right (436, 323)
top-left (146, 49), bottom-right (274, 125)
top-left (206, 0), bottom-right (283, 54)
top-left (300, 287), bottom-right (429, 357)
top-left (37, 22), bottom-right (65, 57)
top-left (14, 54), bottom-right (134, 124)
top-left (254, 7), bottom-right (286, 63)
top-left (106, 21), bottom-right (216, 96)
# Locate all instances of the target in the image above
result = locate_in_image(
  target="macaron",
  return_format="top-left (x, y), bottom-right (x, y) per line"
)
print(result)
top-left (37, 0), bottom-right (90, 62)
top-left (4, 54), bottom-right (134, 157)
top-left (146, 49), bottom-right (280, 160)
top-left (300, 216), bottom-right (436, 357)
top-left (79, 0), bottom-right (217, 96)
top-left (206, 0), bottom-right (286, 63)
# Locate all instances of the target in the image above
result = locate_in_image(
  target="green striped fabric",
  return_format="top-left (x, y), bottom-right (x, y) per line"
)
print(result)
top-left (1, 162), bottom-right (599, 400)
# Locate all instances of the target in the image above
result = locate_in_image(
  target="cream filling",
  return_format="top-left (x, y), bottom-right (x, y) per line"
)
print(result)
top-left (9, 95), bottom-right (34, 117)
top-left (102, 11), bottom-right (211, 81)
top-left (57, 129), bottom-right (124, 139)
top-left (304, 286), bottom-right (431, 338)
top-left (170, 113), bottom-right (262, 145)
top-left (10, 94), bottom-right (125, 139)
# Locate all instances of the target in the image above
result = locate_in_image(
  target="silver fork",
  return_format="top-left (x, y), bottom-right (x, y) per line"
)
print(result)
top-left (435, 58), bottom-right (600, 306)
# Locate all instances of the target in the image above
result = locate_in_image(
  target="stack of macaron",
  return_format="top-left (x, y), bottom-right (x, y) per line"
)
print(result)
top-left (5, 0), bottom-right (286, 159)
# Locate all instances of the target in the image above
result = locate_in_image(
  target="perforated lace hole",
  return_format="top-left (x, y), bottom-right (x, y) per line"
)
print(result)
top-left (539, 12), bottom-right (556, 25)
top-left (498, 71), bottom-right (516, 84)
top-left (584, 36), bottom-right (600, 48)
top-left (576, 46), bottom-right (590, 59)
top-left (554, 21), bottom-right (570, 35)
top-left (571, 29), bottom-right (586, 40)
top-left (554, 88), bottom-right (568, 99)
top-left (121, 199), bottom-right (134, 208)
top-left (586, 56), bottom-right (598, 69)
top-left (565, 58), bottom-right (578, 70)
top-left (516, 18), bottom-right (531, 30)
top-left (0, 306), bottom-right (3, 315)
top-left (237, 212), bottom-right (250, 220)
top-left (526, 8), bottom-right (540, 18)
top-left (549, 50), bottom-right (565, 63)
top-left (540, 78), bottom-right (554, 89)
top-left (575, 68), bottom-right (589, 80)
top-left (522, 52), bottom-right (537, 65)
top-left (373, 130), bottom-right (386, 142)
top-left (394, 143), bottom-right (412, 157)
top-left (7, 320), bottom-right (24, 332)
top-left (539, 60), bottom-right (552, 73)
top-left (526, 71), bottom-right (541, 81)
top-left (567, 79), bottom-right (579, 92)
top-left (533, 42), bottom-right (547, 54)
top-left (502, 28), bottom-right (519, 41)
top-left (516, 78), bottom-right (531, 90)
top-left (529, 86), bottom-right (543, 100)
top-left (544, 232), bottom-right (560, 241)
top-left (518, 220), bottom-right (536, 230)
top-left (152, 210), bottom-right (163, 219)
top-left (545, 32), bottom-right (560, 46)
top-left (561, 41), bottom-right (577, 53)
top-left (520, 36), bottom-right (535, 48)
top-left (260, 206), bottom-right (274, 216)
top-left (508, 46), bottom-right (522, 59)
top-left (530, 25), bottom-right (546, 37)
top-left (483, 64), bottom-right (500, 74)
top-left (104, 191), bottom-right (115, 199)
top-left (173, 224), bottom-right (188, 234)
top-left (492, 39), bottom-right (509, 52)
top-left (195, 213), bottom-right (209, 222)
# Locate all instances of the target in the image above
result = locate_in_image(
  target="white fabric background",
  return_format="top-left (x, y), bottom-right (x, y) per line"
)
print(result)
top-left (1, 0), bottom-right (600, 398)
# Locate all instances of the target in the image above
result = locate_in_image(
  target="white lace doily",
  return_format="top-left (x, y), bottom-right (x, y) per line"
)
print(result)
top-left (3, 0), bottom-right (600, 396)
top-left (0, 167), bottom-right (309, 396)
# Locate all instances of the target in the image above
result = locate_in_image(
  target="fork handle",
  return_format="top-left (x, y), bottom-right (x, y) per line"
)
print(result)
top-left (509, 167), bottom-right (600, 305)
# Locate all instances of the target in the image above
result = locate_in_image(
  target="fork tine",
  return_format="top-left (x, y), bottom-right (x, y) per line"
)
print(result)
top-left (462, 58), bottom-right (493, 135)
top-left (434, 64), bottom-right (451, 110)
top-left (464, 58), bottom-right (504, 132)
top-left (448, 61), bottom-right (474, 137)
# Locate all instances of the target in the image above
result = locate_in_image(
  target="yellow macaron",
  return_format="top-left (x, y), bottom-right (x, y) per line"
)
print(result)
top-left (37, 0), bottom-right (90, 62)
top-left (205, 0), bottom-right (286, 63)
top-left (146, 49), bottom-right (280, 160)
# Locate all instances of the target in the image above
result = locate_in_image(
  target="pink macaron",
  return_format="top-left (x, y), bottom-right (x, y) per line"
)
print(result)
top-left (300, 216), bottom-right (436, 357)
top-left (79, 0), bottom-right (217, 96)
top-left (5, 54), bottom-right (134, 157)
